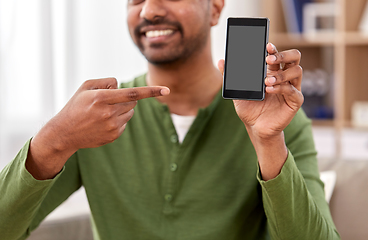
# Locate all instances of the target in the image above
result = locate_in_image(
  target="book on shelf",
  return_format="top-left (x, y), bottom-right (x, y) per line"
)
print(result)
top-left (281, 0), bottom-right (312, 33)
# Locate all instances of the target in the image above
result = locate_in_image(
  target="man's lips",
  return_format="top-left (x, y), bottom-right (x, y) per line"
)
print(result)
top-left (134, 20), bottom-right (183, 47)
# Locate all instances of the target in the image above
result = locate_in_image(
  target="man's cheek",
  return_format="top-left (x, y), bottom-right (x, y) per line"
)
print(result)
top-left (126, 10), bottom-right (139, 37)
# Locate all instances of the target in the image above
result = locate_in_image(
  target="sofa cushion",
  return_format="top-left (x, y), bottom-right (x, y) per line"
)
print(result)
top-left (319, 158), bottom-right (368, 240)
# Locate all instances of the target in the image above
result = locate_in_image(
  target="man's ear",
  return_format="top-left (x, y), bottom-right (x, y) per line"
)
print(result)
top-left (210, 0), bottom-right (225, 27)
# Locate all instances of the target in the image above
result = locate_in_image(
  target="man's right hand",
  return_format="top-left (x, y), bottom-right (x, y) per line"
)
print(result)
top-left (25, 77), bottom-right (170, 180)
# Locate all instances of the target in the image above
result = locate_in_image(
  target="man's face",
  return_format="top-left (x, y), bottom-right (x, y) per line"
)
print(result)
top-left (127, 0), bottom-right (213, 65)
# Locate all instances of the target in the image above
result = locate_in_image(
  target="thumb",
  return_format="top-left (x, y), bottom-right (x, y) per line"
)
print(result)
top-left (217, 59), bottom-right (225, 76)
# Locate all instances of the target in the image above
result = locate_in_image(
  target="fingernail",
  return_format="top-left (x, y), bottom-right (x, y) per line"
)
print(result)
top-left (270, 43), bottom-right (276, 51)
top-left (268, 76), bottom-right (276, 84)
top-left (268, 55), bottom-right (277, 62)
top-left (160, 88), bottom-right (170, 96)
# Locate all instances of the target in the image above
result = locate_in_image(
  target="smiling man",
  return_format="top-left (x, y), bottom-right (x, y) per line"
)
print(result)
top-left (0, 0), bottom-right (340, 239)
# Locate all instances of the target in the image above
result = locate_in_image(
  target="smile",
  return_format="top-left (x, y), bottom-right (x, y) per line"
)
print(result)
top-left (145, 29), bottom-right (174, 38)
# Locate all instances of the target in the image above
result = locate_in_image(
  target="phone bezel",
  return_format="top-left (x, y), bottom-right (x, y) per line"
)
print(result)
top-left (222, 17), bottom-right (269, 101)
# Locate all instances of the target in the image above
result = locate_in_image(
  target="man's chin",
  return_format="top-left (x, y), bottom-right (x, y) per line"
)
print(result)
top-left (140, 46), bottom-right (191, 65)
top-left (144, 55), bottom-right (183, 66)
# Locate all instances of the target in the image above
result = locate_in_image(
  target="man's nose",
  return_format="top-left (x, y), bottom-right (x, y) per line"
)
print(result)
top-left (140, 0), bottom-right (167, 21)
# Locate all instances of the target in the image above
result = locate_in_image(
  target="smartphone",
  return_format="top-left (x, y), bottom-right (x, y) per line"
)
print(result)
top-left (222, 17), bottom-right (269, 100)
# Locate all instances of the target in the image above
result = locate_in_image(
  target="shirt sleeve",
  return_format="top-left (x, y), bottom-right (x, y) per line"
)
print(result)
top-left (257, 110), bottom-right (340, 240)
top-left (0, 139), bottom-right (81, 240)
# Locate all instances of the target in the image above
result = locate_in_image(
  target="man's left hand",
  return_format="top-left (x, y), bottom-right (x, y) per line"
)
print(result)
top-left (218, 42), bottom-right (303, 140)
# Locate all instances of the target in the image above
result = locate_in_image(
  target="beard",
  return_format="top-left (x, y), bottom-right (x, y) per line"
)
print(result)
top-left (133, 18), bottom-right (210, 65)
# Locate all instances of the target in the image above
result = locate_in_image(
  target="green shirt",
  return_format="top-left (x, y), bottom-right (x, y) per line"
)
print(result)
top-left (0, 74), bottom-right (340, 240)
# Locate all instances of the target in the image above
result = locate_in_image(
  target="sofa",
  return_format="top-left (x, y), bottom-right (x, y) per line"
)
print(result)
top-left (319, 158), bottom-right (368, 240)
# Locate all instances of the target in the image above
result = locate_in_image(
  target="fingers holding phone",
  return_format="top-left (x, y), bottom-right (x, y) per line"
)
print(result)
top-left (219, 17), bottom-right (304, 139)
top-left (265, 44), bottom-right (304, 110)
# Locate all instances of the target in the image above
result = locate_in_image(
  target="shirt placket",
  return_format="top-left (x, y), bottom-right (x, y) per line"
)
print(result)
top-left (162, 105), bottom-right (181, 215)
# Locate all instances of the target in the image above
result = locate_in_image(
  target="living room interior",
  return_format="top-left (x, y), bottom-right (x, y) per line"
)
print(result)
top-left (1, 0), bottom-right (368, 239)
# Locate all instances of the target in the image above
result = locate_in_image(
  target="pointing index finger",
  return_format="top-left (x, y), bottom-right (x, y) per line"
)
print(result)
top-left (103, 86), bottom-right (170, 104)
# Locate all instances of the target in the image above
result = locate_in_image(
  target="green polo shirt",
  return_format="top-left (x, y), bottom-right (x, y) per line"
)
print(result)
top-left (0, 74), bottom-right (340, 239)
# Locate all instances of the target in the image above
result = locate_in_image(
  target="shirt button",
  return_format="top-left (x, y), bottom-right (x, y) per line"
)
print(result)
top-left (165, 194), bottom-right (173, 202)
top-left (170, 163), bottom-right (178, 172)
top-left (170, 135), bottom-right (178, 143)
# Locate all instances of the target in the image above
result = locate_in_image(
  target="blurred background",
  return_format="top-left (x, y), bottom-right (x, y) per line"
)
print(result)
top-left (1, 0), bottom-right (368, 239)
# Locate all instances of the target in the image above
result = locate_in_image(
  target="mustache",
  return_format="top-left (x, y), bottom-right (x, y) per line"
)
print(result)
top-left (134, 18), bottom-right (183, 36)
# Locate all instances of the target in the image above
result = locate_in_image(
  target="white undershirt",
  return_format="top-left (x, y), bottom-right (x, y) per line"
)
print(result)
top-left (170, 113), bottom-right (196, 143)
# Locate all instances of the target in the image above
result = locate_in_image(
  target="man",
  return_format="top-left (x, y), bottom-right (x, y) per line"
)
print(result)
top-left (0, 0), bottom-right (340, 239)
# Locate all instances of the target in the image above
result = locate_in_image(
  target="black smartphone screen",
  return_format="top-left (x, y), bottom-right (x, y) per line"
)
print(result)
top-left (222, 18), bottom-right (269, 100)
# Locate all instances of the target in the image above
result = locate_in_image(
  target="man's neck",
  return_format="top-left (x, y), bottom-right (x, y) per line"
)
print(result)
top-left (146, 47), bottom-right (222, 116)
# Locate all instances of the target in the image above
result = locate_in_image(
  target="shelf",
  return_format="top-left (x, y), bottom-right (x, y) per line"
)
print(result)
top-left (270, 32), bottom-right (368, 47)
top-left (311, 119), bottom-right (335, 127)
top-left (344, 32), bottom-right (368, 45)
top-left (342, 120), bottom-right (368, 130)
top-left (269, 32), bottom-right (336, 48)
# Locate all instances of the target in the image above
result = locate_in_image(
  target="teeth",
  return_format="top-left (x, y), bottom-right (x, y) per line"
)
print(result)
top-left (145, 29), bottom-right (174, 38)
